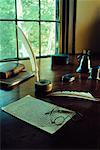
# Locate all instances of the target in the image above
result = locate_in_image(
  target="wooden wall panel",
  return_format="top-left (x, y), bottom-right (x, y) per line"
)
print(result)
top-left (75, 0), bottom-right (100, 55)
top-left (68, 0), bottom-right (74, 54)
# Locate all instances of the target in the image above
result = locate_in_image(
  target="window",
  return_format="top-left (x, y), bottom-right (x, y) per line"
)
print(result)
top-left (0, 0), bottom-right (60, 61)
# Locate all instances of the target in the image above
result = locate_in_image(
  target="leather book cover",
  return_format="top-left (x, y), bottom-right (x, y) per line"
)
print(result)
top-left (0, 71), bottom-right (35, 89)
top-left (0, 62), bottom-right (25, 79)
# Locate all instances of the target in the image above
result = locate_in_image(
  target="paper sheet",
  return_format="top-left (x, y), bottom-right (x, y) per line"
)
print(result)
top-left (2, 95), bottom-right (76, 134)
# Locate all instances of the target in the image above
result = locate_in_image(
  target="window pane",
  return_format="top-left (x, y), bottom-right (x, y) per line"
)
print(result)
top-left (55, 22), bottom-right (60, 53)
top-left (56, 0), bottom-right (60, 21)
top-left (41, 0), bottom-right (56, 20)
top-left (0, 0), bottom-right (60, 60)
top-left (0, 0), bottom-right (15, 19)
top-left (17, 0), bottom-right (39, 20)
top-left (18, 22), bottom-right (39, 58)
top-left (41, 22), bottom-right (56, 56)
top-left (0, 21), bottom-right (16, 60)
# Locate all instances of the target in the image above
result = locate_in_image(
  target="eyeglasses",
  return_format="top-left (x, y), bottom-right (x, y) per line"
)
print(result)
top-left (45, 107), bottom-right (84, 126)
top-left (45, 107), bottom-right (74, 126)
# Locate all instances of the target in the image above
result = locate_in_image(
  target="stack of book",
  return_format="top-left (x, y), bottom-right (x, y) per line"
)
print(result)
top-left (0, 62), bottom-right (34, 89)
top-left (0, 63), bottom-right (25, 79)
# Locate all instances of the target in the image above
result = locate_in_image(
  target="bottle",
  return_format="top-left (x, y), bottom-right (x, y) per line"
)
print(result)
top-left (76, 49), bottom-right (92, 73)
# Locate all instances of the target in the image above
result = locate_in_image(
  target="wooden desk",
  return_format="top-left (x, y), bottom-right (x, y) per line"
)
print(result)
top-left (1, 56), bottom-right (100, 149)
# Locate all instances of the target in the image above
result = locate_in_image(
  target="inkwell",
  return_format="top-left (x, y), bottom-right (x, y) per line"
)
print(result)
top-left (76, 49), bottom-right (92, 73)
top-left (18, 26), bottom-right (53, 97)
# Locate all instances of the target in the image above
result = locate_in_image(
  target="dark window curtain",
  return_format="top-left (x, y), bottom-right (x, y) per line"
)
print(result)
top-left (60, 0), bottom-right (77, 55)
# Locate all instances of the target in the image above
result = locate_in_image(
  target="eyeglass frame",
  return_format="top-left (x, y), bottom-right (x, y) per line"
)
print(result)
top-left (44, 106), bottom-right (79, 126)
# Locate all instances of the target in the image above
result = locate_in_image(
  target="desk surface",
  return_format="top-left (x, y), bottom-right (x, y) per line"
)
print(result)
top-left (1, 55), bottom-right (100, 149)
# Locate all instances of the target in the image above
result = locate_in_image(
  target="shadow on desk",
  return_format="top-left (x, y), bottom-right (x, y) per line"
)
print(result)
top-left (1, 107), bottom-right (100, 149)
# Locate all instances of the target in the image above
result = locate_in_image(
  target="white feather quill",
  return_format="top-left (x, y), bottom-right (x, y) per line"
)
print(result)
top-left (17, 26), bottom-right (39, 81)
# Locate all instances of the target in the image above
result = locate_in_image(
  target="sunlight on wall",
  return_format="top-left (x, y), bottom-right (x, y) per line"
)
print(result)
top-left (75, 0), bottom-right (100, 54)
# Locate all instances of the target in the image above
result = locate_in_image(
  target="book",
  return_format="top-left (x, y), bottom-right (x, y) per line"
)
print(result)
top-left (0, 62), bottom-right (25, 79)
top-left (0, 71), bottom-right (35, 89)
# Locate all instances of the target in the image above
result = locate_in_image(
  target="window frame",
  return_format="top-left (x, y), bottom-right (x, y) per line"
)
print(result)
top-left (0, 0), bottom-right (60, 62)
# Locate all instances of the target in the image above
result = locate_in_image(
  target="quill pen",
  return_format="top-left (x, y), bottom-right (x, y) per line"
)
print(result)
top-left (17, 26), bottom-right (39, 82)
